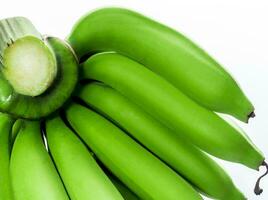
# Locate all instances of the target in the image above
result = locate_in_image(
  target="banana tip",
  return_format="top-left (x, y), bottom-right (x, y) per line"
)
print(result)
top-left (249, 111), bottom-right (256, 118)
top-left (247, 111), bottom-right (256, 123)
top-left (254, 161), bottom-right (268, 195)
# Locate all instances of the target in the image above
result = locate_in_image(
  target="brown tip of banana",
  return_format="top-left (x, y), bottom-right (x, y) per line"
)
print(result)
top-left (249, 111), bottom-right (256, 118)
top-left (254, 161), bottom-right (268, 195)
top-left (247, 111), bottom-right (256, 123)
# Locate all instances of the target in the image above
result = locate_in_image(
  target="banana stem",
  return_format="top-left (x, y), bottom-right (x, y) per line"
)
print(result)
top-left (2, 36), bottom-right (57, 96)
top-left (0, 17), bottom-right (57, 97)
top-left (254, 161), bottom-right (268, 195)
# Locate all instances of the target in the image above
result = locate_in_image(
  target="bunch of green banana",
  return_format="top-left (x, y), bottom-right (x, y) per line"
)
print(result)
top-left (80, 52), bottom-right (263, 169)
top-left (66, 103), bottom-right (202, 200)
top-left (46, 116), bottom-right (124, 200)
top-left (0, 6), bottom-right (266, 200)
top-left (10, 120), bottom-right (69, 200)
top-left (77, 82), bottom-right (245, 199)
top-left (68, 7), bottom-right (254, 122)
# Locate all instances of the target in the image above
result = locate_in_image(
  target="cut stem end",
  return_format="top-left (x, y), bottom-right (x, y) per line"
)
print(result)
top-left (2, 36), bottom-right (57, 96)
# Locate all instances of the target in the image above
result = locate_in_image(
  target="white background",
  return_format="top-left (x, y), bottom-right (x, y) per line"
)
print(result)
top-left (1, 0), bottom-right (267, 199)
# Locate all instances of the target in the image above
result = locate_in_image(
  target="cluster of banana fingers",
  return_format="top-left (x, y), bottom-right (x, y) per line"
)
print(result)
top-left (0, 7), bottom-right (267, 200)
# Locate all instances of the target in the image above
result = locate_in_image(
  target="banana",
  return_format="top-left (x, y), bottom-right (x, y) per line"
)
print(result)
top-left (46, 115), bottom-right (124, 200)
top-left (10, 120), bottom-right (69, 200)
top-left (0, 113), bottom-right (15, 200)
top-left (68, 7), bottom-right (254, 122)
top-left (66, 103), bottom-right (202, 200)
top-left (80, 52), bottom-right (264, 170)
top-left (77, 82), bottom-right (246, 199)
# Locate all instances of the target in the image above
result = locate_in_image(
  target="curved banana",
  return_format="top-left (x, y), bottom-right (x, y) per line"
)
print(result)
top-left (80, 52), bottom-right (263, 170)
top-left (46, 116), bottom-right (124, 200)
top-left (68, 7), bottom-right (254, 122)
top-left (66, 103), bottom-right (202, 200)
top-left (10, 120), bottom-right (69, 200)
top-left (0, 113), bottom-right (15, 200)
top-left (77, 82), bottom-right (245, 199)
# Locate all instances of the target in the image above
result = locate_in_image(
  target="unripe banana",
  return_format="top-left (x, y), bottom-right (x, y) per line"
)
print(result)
top-left (80, 52), bottom-right (264, 170)
top-left (77, 82), bottom-right (246, 200)
top-left (0, 113), bottom-right (15, 200)
top-left (46, 116), bottom-right (124, 200)
top-left (68, 7), bottom-right (254, 122)
top-left (66, 103), bottom-right (202, 200)
top-left (10, 120), bottom-right (69, 200)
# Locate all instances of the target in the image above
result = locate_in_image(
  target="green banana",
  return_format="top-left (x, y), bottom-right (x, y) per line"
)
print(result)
top-left (46, 115), bottom-right (124, 200)
top-left (80, 52), bottom-right (264, 170)
top-left (68, 7), bottom-right (254, 122)
top-left (0, 17), bottom-right (78, 119)
top-left (66, 103), bottom-right (202, 200)
top-left (10, 120), bottom-right (69, 200)
top-left (0, 113), bottom-right (15, 200)
top-left (78, 82), bottom-right (245, 199)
